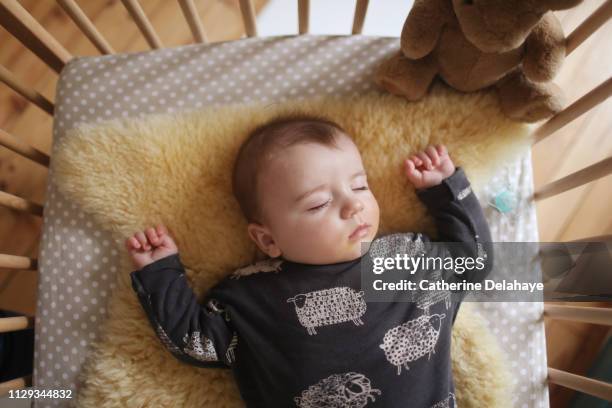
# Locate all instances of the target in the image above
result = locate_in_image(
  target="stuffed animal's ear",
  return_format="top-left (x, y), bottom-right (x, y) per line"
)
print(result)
top-left (540, 0), bottom-right (583, 11)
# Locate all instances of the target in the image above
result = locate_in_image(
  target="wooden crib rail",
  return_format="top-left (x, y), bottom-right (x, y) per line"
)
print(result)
top-left (0, 253), bottom-right (37, 270)
top-left (0, 0), bottom-right (71, 73)
top-left (533, 77), bottom-right (612, 144)
top-left (545, 305), bottom-right (612, 402)
top-left (0, 315), bottom-right (34, 333)
top-left (0, 65), bottom-right (54, 115)
top-left (298, 0), bottom-right (309, 34)
top-left (544, 304), bottom-right (612, 326)
top-left (56, 0), bottom-right (115, 54)
top-left (0, 129), bottom-right (50, 167)
top-left (548, 368), bottom-right (612, 402)
top-left (120, 0), bottom-right (163, 49)
top-left (352, 0), bottom-right (369, 35)
top-left (531, 76), bottom-right (612, 201)
top-left (533, 156), bottom-right (612, 201)
top-left (0, 190), bottom-right (44, 216)
top-left (1, 0), bottom-right (609, 78)
top-left (239, 0), bottom-right (258, 37)
top-left (178, 0), bottom-right (207, 44)
top-left (566, 0), bottom-right (612, 55)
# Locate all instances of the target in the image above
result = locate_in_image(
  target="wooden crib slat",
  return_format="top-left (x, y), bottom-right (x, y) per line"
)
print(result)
top-left (0, 190), bottom-right (44, 216)
top-left (0, 375), bottom-right (32, 396)
top-left (0, 129), bottom-right (50, 167)
top-left (566, 0), bottom-right (612, 55)
top-left (533, 77), bottom-right (612, 144)
top-left (120, 0), bottom-right (163, 49)
top-left (0, 316), bottom-right (34, 333)
top-left (0, 253), bottom-right (37, 270)
top-left (0, 0), bottom-right (72, 73)
top-left (352, 0), bottom-right (369, 34)
top-left (298, 0), bottom-right (309, 34)
top-left (548, 368), bottom-right (612, 402)
top-left (239, 0), bottom-right (258, 37)
top-left (544, 304), bottom-right (612, 326)
top-left (56, 0), bottom-right (115, 54)
top-left (178, 0), bottom-right (207, 44)
top-left (0, 65), bottom-right (54, 115)
top-left (533, 156), bottom-right (612, 200)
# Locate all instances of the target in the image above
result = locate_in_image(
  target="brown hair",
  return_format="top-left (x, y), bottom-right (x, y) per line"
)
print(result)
top-left (232, 113), bottom-right (347, 224)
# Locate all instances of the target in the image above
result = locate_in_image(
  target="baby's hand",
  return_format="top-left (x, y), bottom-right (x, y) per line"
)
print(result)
top-left (125, 224), bottom-right (179, 270)
top-left (404, 144), bottom-right (455, 190)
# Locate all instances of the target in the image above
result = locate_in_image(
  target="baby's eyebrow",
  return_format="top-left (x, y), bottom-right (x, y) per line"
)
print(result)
top-left (294, 170), bottom-right (366, 203)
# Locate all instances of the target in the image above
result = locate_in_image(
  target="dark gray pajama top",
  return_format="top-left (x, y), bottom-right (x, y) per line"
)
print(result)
top-left (130, 167), bottom-right (493, 408)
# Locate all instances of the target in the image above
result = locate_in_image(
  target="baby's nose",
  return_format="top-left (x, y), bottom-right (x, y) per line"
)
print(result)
top-left (342, 198), bottom-right (364, 219)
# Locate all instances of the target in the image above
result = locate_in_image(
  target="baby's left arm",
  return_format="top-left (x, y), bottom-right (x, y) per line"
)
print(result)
top-left (405, 145), bottom-right (493, 282)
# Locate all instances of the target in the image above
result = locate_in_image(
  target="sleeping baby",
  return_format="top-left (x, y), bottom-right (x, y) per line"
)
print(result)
top-left (126, 114), bottom-right (493, 407)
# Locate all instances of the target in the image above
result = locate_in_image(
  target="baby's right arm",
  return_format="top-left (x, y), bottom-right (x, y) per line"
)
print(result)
top-left (127, 225), bottom-right (236, 368)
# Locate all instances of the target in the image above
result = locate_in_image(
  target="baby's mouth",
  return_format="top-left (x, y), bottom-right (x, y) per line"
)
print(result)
top-left (349, 223), bottom-right (371, 240)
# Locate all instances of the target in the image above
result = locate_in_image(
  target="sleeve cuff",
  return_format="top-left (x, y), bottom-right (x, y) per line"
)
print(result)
top-left (416, 167), bottom-right (472, 208)
top-left (130, 253), bottom-right (184, 294)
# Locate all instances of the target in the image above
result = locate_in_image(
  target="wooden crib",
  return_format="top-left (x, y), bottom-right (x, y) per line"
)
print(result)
top-left (0, 0), bottom-right (611, 405)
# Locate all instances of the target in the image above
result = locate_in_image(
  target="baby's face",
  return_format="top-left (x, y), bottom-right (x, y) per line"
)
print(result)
top-left (249, 134), bottom-right (380, 265)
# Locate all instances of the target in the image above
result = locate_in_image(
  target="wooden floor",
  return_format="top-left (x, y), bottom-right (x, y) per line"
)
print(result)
top-left (0, 1), bottom-right (610, 407)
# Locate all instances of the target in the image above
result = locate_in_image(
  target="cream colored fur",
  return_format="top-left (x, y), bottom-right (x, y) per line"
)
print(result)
top-left (53, 85), bottom-right (530, 407)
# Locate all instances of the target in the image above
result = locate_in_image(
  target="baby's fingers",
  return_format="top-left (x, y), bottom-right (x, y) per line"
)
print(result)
top-left (417, 152), bottom-right (433, 170)
top-left (157, 224), bottom-right (172, 239)
top-left (145, 227), bottom-right (159, 245)
top-left (425, 145), bottom-right (440, 166)
top-left (409, 155), bottom-right (422, 167)
top-left (435, 144), bottom-right (447, 158)
top-left (404, 159), bottom-right (421, 180)
top-left (136, 231), bottom-right (151, 251)
top-left (126, 236), bottom-right (141, 250)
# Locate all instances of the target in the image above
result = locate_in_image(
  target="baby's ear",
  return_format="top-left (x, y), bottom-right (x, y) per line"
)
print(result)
top-left (247, 223), bottom-right (282, 258)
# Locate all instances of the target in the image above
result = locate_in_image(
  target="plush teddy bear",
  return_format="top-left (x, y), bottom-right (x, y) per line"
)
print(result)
top-left (375, 0), bottom-right (583, 123)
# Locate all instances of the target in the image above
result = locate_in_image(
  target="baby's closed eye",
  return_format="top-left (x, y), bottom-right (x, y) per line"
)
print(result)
top-left (308, 200), bottom-right (331, 212)
top-left (307, 187), bottom-right (368, 212)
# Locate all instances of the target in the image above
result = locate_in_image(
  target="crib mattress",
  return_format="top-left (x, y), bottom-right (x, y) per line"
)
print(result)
top-left (35, 35), bottom-right (548, 408)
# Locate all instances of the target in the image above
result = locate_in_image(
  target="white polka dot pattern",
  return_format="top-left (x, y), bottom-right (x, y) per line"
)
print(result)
top-left (34, 35), bottom-right (548, 408)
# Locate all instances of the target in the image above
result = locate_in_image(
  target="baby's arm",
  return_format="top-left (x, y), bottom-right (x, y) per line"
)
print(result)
top-left (405, 146), bottom-right (494, 284)
top-left (126, 225), bottom-right (235, 368)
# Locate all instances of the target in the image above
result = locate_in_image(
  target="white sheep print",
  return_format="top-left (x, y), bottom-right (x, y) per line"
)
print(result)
top-left (415, 268), bottom-right (452, 315)
top-left (379, 313), bottom-right (446, 375)
top-left (294, 372), bottom-right (382, 407)
top-left (225, 332), bottom-right (238, 365)
top-left (182, 331), bottom-right (218, 362)
top-left (286, 286), bottom-right (367, 335)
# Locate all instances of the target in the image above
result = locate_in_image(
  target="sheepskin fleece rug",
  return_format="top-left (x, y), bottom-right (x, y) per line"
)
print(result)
top-left (53, 85), bottom-right (531, 407)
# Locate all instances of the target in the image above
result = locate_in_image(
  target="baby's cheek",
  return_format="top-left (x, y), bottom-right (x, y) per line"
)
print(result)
top-left (291, 221), bottom-right (330, 246)
top-left (308, 221), bottom-right (342, 248)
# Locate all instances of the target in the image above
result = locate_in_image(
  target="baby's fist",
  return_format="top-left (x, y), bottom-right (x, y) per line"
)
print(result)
top-left (404, 144), bottom-right (455, 190)
top-left (125, 224), bottom-right (178, 270)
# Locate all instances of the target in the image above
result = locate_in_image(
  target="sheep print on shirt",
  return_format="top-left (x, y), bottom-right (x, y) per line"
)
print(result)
top-left (130, 167), bottom-right (493, 407)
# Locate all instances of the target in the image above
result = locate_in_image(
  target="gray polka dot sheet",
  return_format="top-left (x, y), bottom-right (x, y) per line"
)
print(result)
top-left (34, 35), bottom-right (549, 407)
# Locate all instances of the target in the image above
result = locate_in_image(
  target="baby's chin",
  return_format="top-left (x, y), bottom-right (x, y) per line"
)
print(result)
top-left (358, 240), bottom-right (374, 257)
top-left (335, 237), bottom-right (376, 263)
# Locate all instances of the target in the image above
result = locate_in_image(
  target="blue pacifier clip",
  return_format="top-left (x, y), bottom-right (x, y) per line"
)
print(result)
top-left (488, 189), bottom-right (517, 214)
